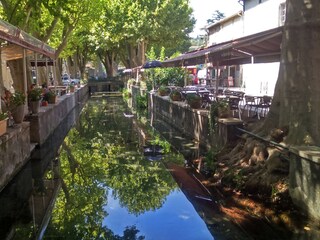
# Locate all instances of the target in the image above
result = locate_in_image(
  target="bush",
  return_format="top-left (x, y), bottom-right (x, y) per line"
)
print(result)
top-left (11, 91), bottom-right (26, 106)
top-left (28, 88), bottom-right (42, 101)
top-left (169, 89), bottom-right (182, 101)
top-left (186, 93), bottom-right (202, 108)
top-left (136, 94), bottom-right (147, 109)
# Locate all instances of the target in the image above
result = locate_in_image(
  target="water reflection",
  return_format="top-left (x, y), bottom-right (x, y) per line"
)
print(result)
top-left (43, 97), bottom-right (214, 239)
top-left (0, 99), bottom-right (79, 239)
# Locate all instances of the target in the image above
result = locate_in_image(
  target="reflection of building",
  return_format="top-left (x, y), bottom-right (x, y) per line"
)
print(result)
top-left (205, 0), bottom-right (286, 95)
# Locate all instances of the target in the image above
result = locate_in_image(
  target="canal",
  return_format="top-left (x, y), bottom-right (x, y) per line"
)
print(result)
top-left (1, 96), bottom-right (218, 239)
top-left (0, 95), bottom-right (298, 240)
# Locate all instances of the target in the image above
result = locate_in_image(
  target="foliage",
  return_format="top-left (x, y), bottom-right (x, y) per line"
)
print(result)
top-left (122, 88), bottom-right (132, 99)
top-left (11, 91), bottom-right (26, 106)
top-left (43, 90), bottom-right (57, 102)
top-left (209, 100), bottom-right (229, 132)
top-left (157, 85), bottom-right (169, 96)
top-left (28, 88), bottom-right (42, 101)
top-left (43, 97), bottom-right (179, 238)
top-left (92, 0), bottom-right (194, 74)
top-left (145, 48), bottom-right (188, 88)
top-left (0, 111), bottom-right (8, 120)
top-left (186, 93), bottom-right (201, 102)
top-left (207, 10), bottom-right (225, 24)
top-left (186, 93), bottom-right (202, 109)
top-left (149, 135), bottom-right (171, 154)
top-left (169, 89), bottom-right (182, 101)
top-left (136, 94), bottom-right (147, 109)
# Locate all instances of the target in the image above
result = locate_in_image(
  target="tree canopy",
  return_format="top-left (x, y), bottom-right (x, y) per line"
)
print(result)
top-left (0, 0), bottom-right (195, 76)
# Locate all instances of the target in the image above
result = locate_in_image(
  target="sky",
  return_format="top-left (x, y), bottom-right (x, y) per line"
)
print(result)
top-left (189, 0), bottom-right (242, 37)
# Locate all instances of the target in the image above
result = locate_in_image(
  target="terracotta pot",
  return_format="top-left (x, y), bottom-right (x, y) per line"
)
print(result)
top-left (0, 118), bottom-right (8, 136)
top-left (48, 95), bottom-right (57, 104)
top-left (12, 104), bottom-right (25, 123)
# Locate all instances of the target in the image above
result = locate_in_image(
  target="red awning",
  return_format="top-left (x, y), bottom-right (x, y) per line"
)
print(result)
top-left (163, 26), bottom-right (283, 67)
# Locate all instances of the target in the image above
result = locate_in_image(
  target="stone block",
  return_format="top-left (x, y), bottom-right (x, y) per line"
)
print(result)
top-left (289, 146), bottom-right (320, 220)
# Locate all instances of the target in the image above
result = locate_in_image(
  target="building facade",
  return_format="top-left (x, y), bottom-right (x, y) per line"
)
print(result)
top-left (205, 0), bottom-right (286, 95)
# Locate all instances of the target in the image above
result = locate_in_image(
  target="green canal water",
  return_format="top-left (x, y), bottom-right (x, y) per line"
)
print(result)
top-left (1, 96), bottom-right (217, 240)
top-left (1, 96), bottom-right (307, 240)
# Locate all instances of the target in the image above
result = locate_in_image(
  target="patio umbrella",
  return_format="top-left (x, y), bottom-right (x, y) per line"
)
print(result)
top-left (142, 60), bottom-right (163, 69)
top-left (142, 60), bottom-right (163, 90)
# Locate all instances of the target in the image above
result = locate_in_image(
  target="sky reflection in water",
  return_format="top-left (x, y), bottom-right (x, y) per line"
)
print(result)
top-left (43, 97), bottom-right (214, 239)
top-left (104, 188), bottom-right (213, 240)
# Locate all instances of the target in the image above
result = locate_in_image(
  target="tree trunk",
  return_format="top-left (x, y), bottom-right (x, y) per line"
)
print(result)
top-left (257, 0), bottom-right (320, 145)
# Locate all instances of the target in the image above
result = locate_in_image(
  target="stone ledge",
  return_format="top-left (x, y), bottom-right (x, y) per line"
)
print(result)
top-left (290, 146), bottom-right (320, 164)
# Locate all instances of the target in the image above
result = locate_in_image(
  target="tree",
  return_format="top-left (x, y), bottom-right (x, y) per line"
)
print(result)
top-left (92, 0), bottom-right (194, 76)
top-left (258, 0), bottom-right (320, 146)
top-left (206, 10), bottom-right (225, 24)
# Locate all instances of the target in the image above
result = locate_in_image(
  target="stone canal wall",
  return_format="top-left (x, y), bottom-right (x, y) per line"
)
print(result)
top-left (0, 85), bottom-right (89, 191)
top-left (142, 89), bottom-right (320, 221)
top-left (147, 92), bottom-right (211, 149)
top-left (0, 122), bottom-right (30, 191)
top-left (26, 85), bottom-right (89, 145)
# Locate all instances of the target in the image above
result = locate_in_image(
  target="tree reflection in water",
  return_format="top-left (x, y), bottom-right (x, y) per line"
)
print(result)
top-left (44, 97), bottom-right (183, 239)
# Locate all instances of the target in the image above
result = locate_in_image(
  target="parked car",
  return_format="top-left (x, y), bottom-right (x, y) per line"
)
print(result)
top-left (61, 74), bottom-right (71, 85)
top-left (70, 79), bottom-right (80, 85)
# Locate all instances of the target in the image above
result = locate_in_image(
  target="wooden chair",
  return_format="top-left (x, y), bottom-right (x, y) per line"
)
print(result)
top-left (244, 95), bottom-right (259, 118)
top-left (257, 95), bottom-right (272, 118)
top-left (228, 96), bottom-right (242, 119)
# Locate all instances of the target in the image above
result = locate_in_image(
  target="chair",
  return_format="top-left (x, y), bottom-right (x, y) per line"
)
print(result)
top-left (228, 96), bottom-right (242, 119)
top-left (201, 92), bottom-right (212, 108)
top-left (244, 95), bottom-right (259, 118)
top-left (233, 91), bottom-right (245, 106)
top-left (257, 95), bottom-right (272, 118)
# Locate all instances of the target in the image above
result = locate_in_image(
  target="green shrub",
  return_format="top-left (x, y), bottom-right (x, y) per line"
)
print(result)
top-left (136, 94), bottom-right (147, 109)
top-left (11, 91), bottom-right (26, 106)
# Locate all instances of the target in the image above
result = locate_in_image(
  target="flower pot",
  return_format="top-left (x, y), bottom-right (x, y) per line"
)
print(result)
top-left (189, 100), bottom-right (202, 109)
top-left (48, 95), bottom-right (57, 104)
top-left (218, 108), bottom-right (231, 118)
top-left (0, 118), bottom-right (8, 136)
top-left (30, 100), bottom-right (41, 114)
top-left (12, 104), bottom-right (25, 123)
top-left (170, 92), bottom-right (182, 101)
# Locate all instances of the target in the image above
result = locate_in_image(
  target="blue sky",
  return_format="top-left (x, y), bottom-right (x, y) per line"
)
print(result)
top-left (189, 0), bottom-right (242, 37)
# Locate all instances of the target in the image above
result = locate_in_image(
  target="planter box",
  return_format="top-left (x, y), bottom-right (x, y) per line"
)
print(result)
top-left (0, 118), bottom-right (8, 136)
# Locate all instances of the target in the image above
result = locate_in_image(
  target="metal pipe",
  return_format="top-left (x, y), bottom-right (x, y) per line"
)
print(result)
top-left (236, 127), bottom-right (289, 150)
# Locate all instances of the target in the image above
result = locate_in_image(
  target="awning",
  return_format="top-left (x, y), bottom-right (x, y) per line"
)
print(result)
top-left (0, 19), bottom-right (56, 59)
top-left (163, 26), bottom-right (283, 67)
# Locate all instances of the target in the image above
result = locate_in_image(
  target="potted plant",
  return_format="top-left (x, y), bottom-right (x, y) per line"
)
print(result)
top-left (0, 111), bottom-right (8, 136)
top-left (186, 93), bottom-right (202, 109)
top-left (211, 100), bottom-right (230, 118)
top-left (11, 91), bottom-right (26, 123)
top-left (170, 89), bottom-right (183, 101)
top-left (69, 83), bottom-right (75, 93)
top-left (157, 85), bottom-right (169, 96)
top-left (28, 88), bottom-right (42, 114)
top-left (44, 90), bottom-right (57, 104)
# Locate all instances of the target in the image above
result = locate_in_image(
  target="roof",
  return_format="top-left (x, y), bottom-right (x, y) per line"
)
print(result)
top-left (206, 11), bottom-right (243, 30)
top-left (163, 26), bottom-right (283, 67)
top-left (0, 19), bottom-right (56, 60)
